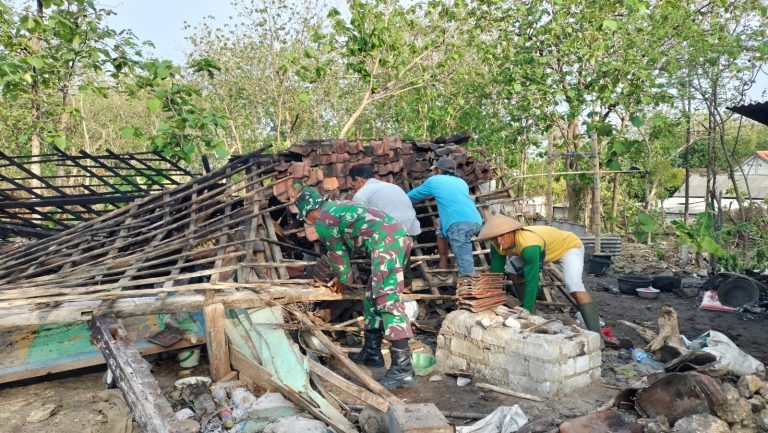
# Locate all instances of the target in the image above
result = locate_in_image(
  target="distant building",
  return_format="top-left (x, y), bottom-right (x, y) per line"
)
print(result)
top-left (663, 152), bottom-right (768, 218)
top-left (741, 151), bottom-right (768, 176)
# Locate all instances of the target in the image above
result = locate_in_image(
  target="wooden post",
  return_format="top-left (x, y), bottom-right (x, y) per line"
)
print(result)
top-left (90, 315), bottom-right (182, 433)
top-left (546, 132), bottom-right (554, 223)
top-left (591, 128), bottom-right (602, 254)
top-left (290, 308), bottom-right (402, 405)
top-left (204, 303), bottom-right (232, 381)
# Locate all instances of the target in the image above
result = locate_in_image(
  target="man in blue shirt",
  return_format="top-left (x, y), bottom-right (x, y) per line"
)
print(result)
top-left (407, 157), bottom-right (483, 276)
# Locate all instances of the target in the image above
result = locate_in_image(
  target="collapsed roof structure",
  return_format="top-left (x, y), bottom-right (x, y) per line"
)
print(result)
top-left (0, 137), bottom-right (518, 327)
top-left (0, 137), bottom-right (529, 432)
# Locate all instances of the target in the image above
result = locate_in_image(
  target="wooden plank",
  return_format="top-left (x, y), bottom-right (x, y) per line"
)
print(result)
top-left (227, 307), bottom-right (357, 433)
top-left (230, 344), bottom-right (277, 392)
top-left (290, 308), bottom-right (402, 405)
top-left (0, 336), bottom-right (204, 385)
top-left (474, 382), bottom-right (544, 402)
top-left (0, 290), bottom-right (457, 327)
top-left (204, 303), bottom-right (232, 381)
top-left (90, 316), bottom-right (183, 433)
top-left (308, 358), bottom-right (390, 413)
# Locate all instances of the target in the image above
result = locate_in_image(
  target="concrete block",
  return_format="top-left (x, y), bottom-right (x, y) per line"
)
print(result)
top-left (560, 338), bottom-right (587, 357)
top-left (476, 366), bottom-right (511, 385)
top-left (436, 334), bottom-right (446, 348)
top-left (469, 325), bottom-right (483, 340)
top-left (557, 372), bottom-right (593, 396)
top-left (588, 352), bottom-right (602, 369)
top-left (507, 334), bottom-right (562, 362)
top-left (386, 403), bottom-right (452, 433)
top-left (589, 368), bottom-right (601, 381)
top-left (487, 353), bottom-right (527, 375)
top-left (446, 356), bottom-right (467, 372)
top-left (584, 330), bottom-right (602, 353)
top-left (449, 338), bottom-right (484, 361)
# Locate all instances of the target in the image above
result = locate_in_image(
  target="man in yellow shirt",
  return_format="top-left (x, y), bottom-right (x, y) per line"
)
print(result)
top-left (477, 214), bottom-right (601, 333)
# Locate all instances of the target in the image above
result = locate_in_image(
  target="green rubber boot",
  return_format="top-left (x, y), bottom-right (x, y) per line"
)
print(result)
top-left (577, 302), bottom-right (601, 334)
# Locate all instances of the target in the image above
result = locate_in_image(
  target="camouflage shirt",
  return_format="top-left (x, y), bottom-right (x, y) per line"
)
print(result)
top-left (315, 201), bottom-right (409, 285)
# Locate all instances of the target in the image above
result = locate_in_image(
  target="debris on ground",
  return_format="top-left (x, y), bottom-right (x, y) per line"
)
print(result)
top-left (25, 403), bottom-right (57, 423)
top-left (454, 405), bottom-right (527, 433)
top-left (610, 242), bottom-right (680, 275)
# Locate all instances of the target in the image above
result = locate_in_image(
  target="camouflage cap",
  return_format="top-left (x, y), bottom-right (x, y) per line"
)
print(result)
top-left (295, 186), bottom-right (327, 220)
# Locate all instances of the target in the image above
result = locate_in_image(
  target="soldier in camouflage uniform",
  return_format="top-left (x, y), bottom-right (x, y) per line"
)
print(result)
top-left (295, 187), bottom-right (417, 389)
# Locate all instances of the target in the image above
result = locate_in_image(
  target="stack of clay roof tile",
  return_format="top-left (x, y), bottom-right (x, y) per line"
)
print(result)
top-left (456, 273), bottom-right (506, 312)
top-left (270, 136), bottom-right (492, 204)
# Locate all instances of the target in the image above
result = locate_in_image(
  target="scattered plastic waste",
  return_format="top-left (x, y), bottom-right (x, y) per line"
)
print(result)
top-left (219, 408), bottom-right (235, 429)
top-left (231, 419), bottom-right (270, 433)
top-left (263, 416), bottom-right (329, 433)
top-left (691, 331), bottom-right (765, 377)
top-left (211, 383), bottom-right (229, 406)
top-left (455, 405), bottom-right (528, 433)
top-left (457, 377), bottom-right (472, 387)
top-left (231, 388), bottom-right (259, 422)
top-left (174, 407), bottom-right (195, 421)
top-left (700, 290), bottom-right (737, 312)
top-left (631, 348), bottom-right (665, 371)
top-left (600, 327), bottom-right (618, 344)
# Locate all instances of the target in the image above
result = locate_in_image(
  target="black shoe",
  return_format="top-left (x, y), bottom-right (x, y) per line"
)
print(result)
top-left (349, 330), bottom-right (385, 367)
top-left (378, 342), bottom-right (417, 389)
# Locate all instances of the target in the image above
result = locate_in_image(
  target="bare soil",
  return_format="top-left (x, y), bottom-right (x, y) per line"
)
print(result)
top-left (0, 273), bottom-right (764, 432)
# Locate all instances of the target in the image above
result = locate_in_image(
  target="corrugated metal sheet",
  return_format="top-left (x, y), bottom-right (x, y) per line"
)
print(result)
top-left (728, 101), bottom-right (768, 126)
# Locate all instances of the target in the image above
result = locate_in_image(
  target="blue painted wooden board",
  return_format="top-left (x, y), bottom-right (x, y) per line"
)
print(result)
top-left (0, 312), bottom-right (205, 384)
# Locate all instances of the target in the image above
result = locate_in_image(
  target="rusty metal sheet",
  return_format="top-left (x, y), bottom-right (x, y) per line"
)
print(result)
top-left (634, 372), bottom-right (724, 424)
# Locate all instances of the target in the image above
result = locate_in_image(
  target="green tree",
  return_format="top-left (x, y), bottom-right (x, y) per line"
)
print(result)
top-left (0, 0), bottom-right (144, 178)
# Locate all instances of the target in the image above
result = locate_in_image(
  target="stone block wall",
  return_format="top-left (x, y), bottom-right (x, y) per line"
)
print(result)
top-left (434, 310), bottom-right (601, 399)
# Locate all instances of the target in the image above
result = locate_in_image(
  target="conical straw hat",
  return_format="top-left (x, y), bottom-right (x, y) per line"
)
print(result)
top-left (477, 214), bottom-right (524, 241)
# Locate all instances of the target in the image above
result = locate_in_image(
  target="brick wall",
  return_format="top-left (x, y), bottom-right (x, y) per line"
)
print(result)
top-left (434, 310), bottom-right (601, 399)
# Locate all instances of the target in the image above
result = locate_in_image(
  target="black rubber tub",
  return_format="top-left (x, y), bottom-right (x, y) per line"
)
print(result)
top-left (718, 277), bottom-right (760, 307)
top-left (618, 275), bottom-right (653, 295)
top-left (652, 275), bottom-right (682, 292)
top-left (587, 258), bottom-right (611, 276)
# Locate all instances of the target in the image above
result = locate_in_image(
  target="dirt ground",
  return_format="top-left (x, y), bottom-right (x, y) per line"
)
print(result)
top-left (0, 273), bottom-right (764, 432)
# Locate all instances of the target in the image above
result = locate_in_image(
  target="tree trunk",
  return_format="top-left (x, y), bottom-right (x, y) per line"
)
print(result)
top-left (29, 0), bottom-right (45, 189)
top-left (546, 132), bottom-right (554, 222)
top-left (519, 146), bottom-right (528, 198)
top-left (565, 118), bottom-right (583, 223)
top-left (590, 128), bottom-right (601, 254)
top-left (610, 173), bottom-right (620, 233)
top-left (683, 77), bottom-right (692, 224)
top-left (339, 89), bottom-right (372, 139)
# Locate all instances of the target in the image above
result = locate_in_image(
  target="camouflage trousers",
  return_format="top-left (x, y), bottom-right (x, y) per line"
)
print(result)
top-left (362, 235), bottom-right (414, 341)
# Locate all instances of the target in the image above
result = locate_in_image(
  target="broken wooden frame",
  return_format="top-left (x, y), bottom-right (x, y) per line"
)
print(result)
top-left (0, 141), bottom-right (523, 324)
top-left (0, 150), bottom-right (197, 239)
top-left (0, 140), bottom-right (530, 432)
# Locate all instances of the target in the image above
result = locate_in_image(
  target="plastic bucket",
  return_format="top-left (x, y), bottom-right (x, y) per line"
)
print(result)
top-left (587, 258), bottom-right (611, 276)
top-left (411, 352), bottom-right (437, 376)
top-left (177, 348), bottom-right (201, 368)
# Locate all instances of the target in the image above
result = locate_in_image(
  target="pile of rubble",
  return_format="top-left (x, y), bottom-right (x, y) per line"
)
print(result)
top-left (563, 306), bottom-right (768, 433)
top-left (270, 136), bottom-right (493, 205)
top-left (611, 242), bottom-right (681, 275)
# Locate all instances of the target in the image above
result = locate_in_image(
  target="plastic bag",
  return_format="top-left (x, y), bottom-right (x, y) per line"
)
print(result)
top-left (693, 330), bottom-right (765, 377)
top-left (455, 405), bottom-right (528, 433)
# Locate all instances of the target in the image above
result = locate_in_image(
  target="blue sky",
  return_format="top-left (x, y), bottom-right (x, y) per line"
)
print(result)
top-left (104, 0), bottom-right (238, 63)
